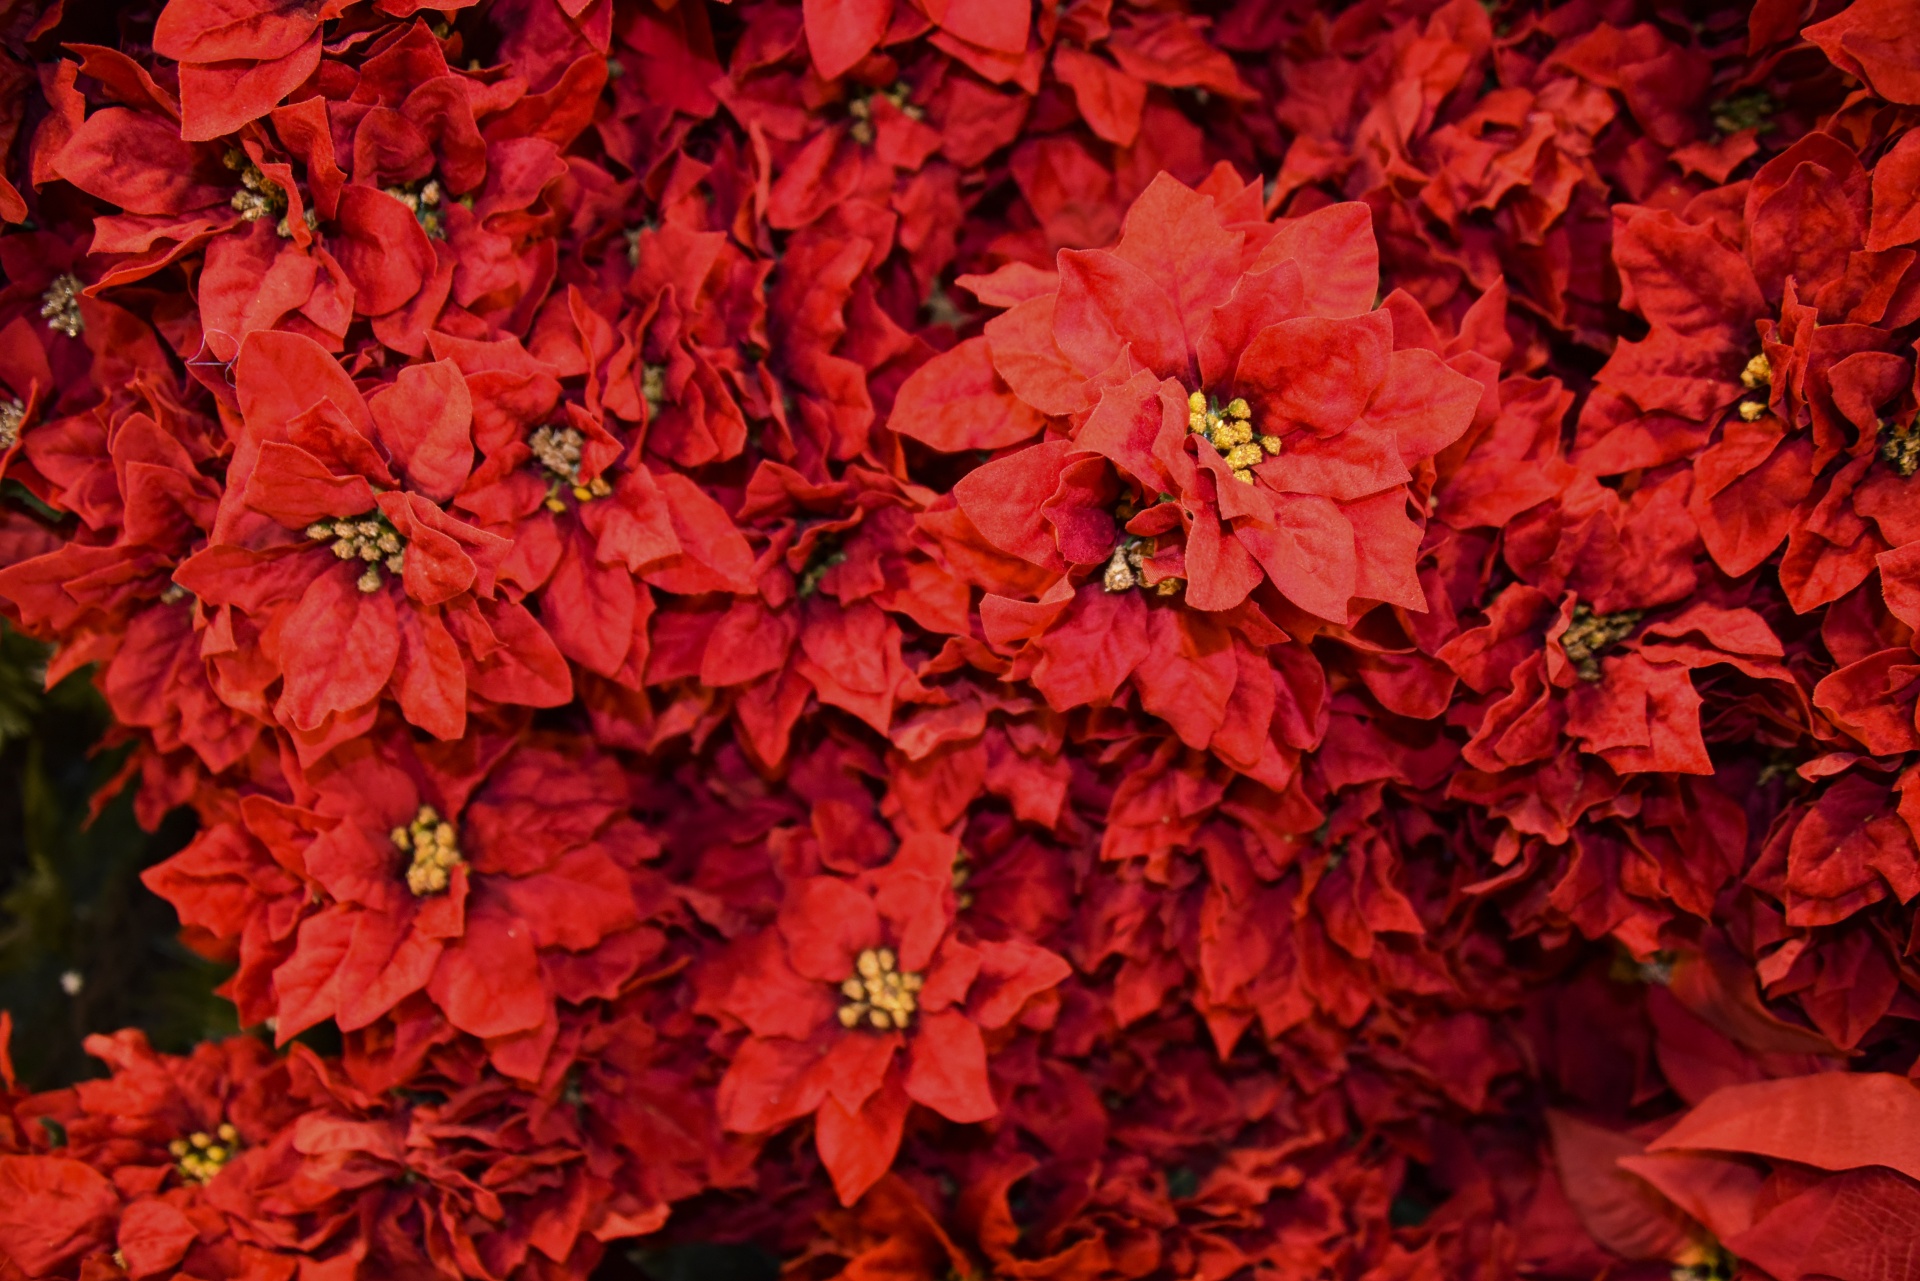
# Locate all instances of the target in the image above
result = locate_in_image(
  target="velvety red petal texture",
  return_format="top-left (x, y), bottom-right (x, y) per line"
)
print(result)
top-left (1, 0), bottom-right (1918, 1277)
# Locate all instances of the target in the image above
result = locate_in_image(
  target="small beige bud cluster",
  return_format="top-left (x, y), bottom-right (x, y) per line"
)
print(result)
top-left (1102, 492), bottom-right (1179, 594)
top-left (170, 1122), bottom-right (239, 1184)
top-left (847, 82), bottom-right (924, 146)
top-left (393, 804), bottom-right (463, 896)
top-left (1188, 390), bottom-right (1280, 483)
top-left (159, 582), bottom-right (190, 605)
top-left (0, 397), bottom-right (22, 450)
top-left (222, 147), bottom-right (301, 236)
top-left (1736, 352), bottom-right (1772, 421)
top-left (837, 947), bottom-right (924, 1031)
top-left (952, 848), bottom-right (974, 910)
top-left (305, 513), bottom-right (405, 594)
top-left (383, 177), bottom-right (471, 240)
top-left (1559, 604), bottom-right (1644, 682)
top-left (1102, 535), bottom-right (1177, 595)
top-left (530, 424), bottom-right (612, 512)
top-left (641, 363), bottom-right (668, 417)
top-left (1879, 417), bottom-right (1919, 479)
top-left (40, 274), bottom-right (82, 338)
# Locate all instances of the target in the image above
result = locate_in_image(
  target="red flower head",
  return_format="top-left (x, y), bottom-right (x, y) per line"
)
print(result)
top-left (898, 168), bottom-right (1476, 760)
top-left (144, 728), bottom-right (667, 1081)
top-left (0, 1030), bottom-right (314, 1281)
top-left (698, 833), bottom-right (1069, 1205)
top-left (172, 330), bottom-right (573, 762)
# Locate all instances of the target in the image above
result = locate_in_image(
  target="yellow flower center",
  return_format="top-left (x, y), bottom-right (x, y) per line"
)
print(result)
top-left (847, 81), bottom-right (924, 145)
top-left (224, 147), bottom-right (291, 230)
top-left (170, 1122), bottom-right (240, 1184)
top-left (1736, 352), bottom-right (1772, 421)
top-left (1880, 417), bottom-right (1919, 479)
top-left (837, 947), bottom-right (924, 1031)
top-left (1559, 604), bottom-right (1643, 682)
top-left (952, 849), bottom-right (974, 910)
top-left (1102, 492), bottom-right (1179, 596)
top-left (1188, 390), bottom-right (1280, 484)
top-left (40, 274), bottom-right (82, 338)
top-left (393, 804), bottom-right (463, 896)
top-left (306, 514), bottom-right (406, 594)
top-left (0, 397), bottom-right (22, 450)
top-left (531, 424), bottom-right (611, 512)
top-left (641, 363), bottom-right (668, 416)
top-left (382, 176), bottom-right (471, 240)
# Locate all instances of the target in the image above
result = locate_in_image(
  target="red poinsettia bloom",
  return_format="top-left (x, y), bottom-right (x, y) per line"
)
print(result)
top-left (145, 729), bottom-right (666, 1081)
top-left (1579, 132), bottom-right (1920, 614)
top-left (172, 329), bottom-right (572, 762)
top-left (698, 834), bottom-right (1069, 1205)
top-left (900, 167), bottom-right (1479, 620)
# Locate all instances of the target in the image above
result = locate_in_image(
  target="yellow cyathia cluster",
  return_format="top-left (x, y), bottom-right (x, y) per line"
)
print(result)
top-left (531, 424), bottom-right (612, 512)
top-left (848, 82), bottom-right (925, 146)
top-left (393, 804), bottom-right (463, 897)
top-left (222, 147), bottom-right (296, 235)
top-left (1559, 604), bottom-right (1643, 682)
top-left (170, 1122), bottom-right (239, 1184)
top-left (0, 397), bottom-right (22, 451)
top-left (41, 273), bottom-right (82, 338)
top-left (641, 363), bottom-right (668, 416)
top-left (952, 848), bottom-right (974, 910)
top-left (382, 177), bottom-right (471, 240)
top-left (1736, 352), bottom-right (1772, 421)
top-left (1188, 391), bottom-right (1280, 483)
top-left (305, 513), bottom-right (405, 594)
top-left (1880, 417), bottom-right (1919, 479)
top-left (1102, 535), bottom-right (1178, 595)
top-left (837, 947), bottom-right (924, 1031)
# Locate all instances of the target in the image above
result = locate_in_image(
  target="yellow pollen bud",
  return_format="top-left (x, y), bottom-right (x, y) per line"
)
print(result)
top-left (396, 804), bottom-right (463, 895)
top-left (174, 1123), bottom-right (240, 1183)
top-left (1225, 398), bottom-right (1251, 419)
top-left (1740, 352), bottom-right (1772, 389)
top-left (1231, 468), bottom-right (1256, 484)
top-left (1259, 434), bottom-right (1283, 454)
top-left (1224, 442), bottom-right (1265, 470)
top-left (1187, 390), bottom-right (1207, 414)
top-left (1738, 399), bottom-right (1767, 421)
top-left (837, 947), bottom-right (924, 1032)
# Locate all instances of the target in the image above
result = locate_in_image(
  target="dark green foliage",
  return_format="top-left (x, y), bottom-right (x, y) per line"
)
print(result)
top-left (0, 622), bottom-right (233, 1088)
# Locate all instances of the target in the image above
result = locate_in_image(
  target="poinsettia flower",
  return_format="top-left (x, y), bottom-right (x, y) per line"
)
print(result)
top-left (171, 329), bottom-right (571, 760)
top-left (0, 1029), bottom-right (312, 1281)
top-left (145, 729), bottom-right (665, 1081)
top-left (1580, 132), bottom-right (1920, 614)
top-left (903, 169), bottom-right (1478, 618)
top-left (636, 458), bottom-right (963, 768)
top-left (698, 834), bottom-right (1069, 1205)
top-left (434, 329), bottom-right (755, 698)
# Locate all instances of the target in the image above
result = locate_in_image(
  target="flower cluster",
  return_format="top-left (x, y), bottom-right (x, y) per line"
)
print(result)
top-left (0, 0), bottom-right (1918, 1278)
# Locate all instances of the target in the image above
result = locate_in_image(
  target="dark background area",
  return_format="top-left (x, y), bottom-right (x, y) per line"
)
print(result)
top-left (0, 620), bottom-right (233, 1088)
top-left (0, 622), bottom-right (783, 1279)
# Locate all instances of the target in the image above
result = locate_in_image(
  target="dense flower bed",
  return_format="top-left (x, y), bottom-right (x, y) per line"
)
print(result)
top-left (0, 0), bottom-right (1918, 1277)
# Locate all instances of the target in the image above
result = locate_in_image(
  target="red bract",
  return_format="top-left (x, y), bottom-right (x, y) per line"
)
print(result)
top-left (144, 729), bottom-right (670, 1080)
top-left (5, 0), bottom-right (1920, 1276)
top-left (169, 330), bottom-right (574, 759)
top-left (698, 835), bottom-right (1068, 1205)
